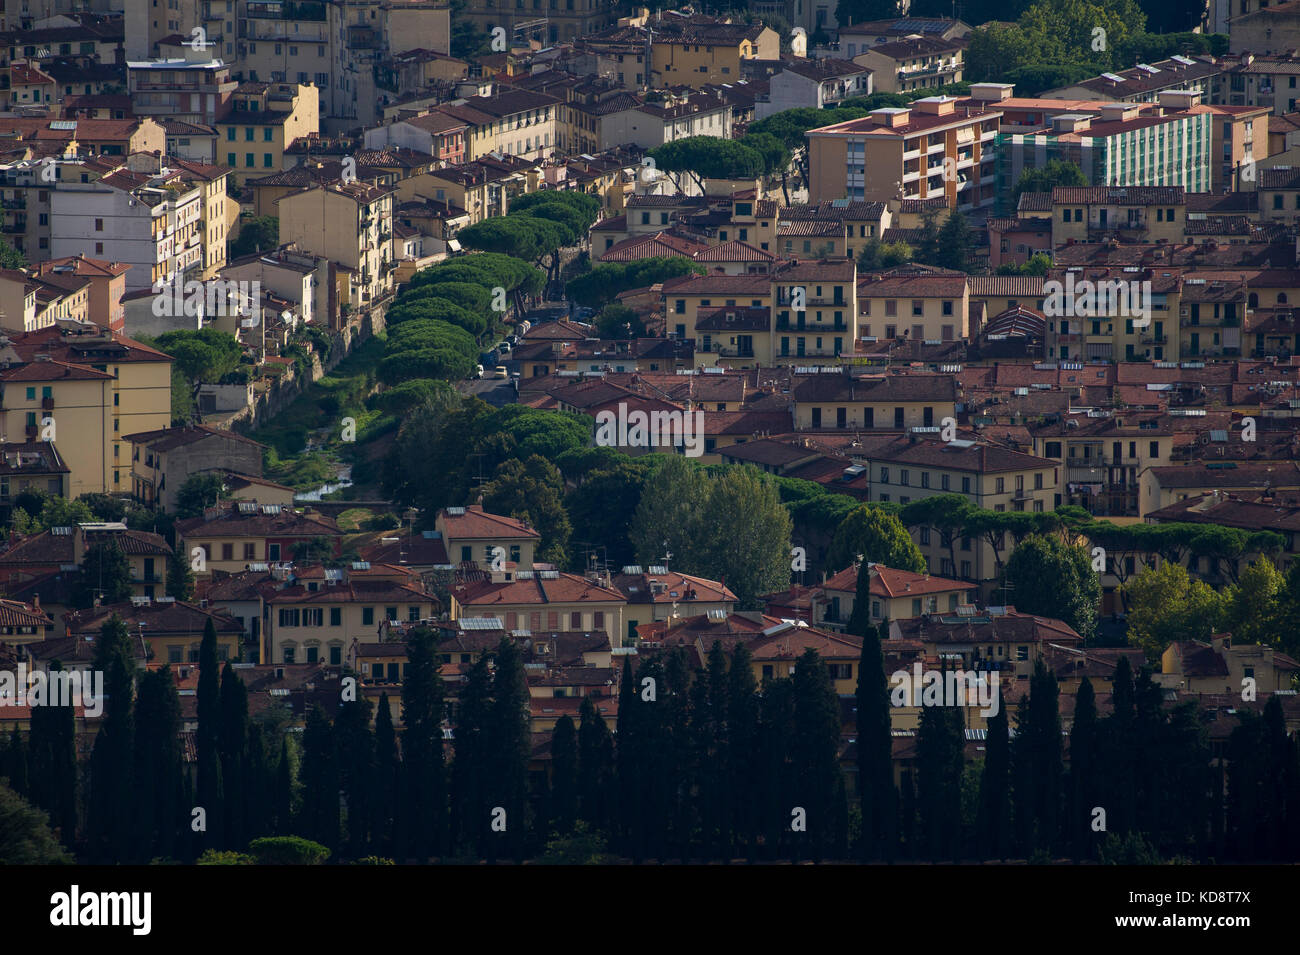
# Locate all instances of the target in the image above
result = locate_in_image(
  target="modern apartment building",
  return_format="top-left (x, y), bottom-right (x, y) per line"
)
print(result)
top-left (806, 95), bottom-right (1000, 211)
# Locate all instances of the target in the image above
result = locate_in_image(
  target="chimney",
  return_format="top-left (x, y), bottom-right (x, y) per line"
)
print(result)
top-left (31, 594), bottom-right (39, 612)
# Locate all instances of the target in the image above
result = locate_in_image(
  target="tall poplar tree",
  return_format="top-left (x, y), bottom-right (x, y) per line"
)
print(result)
top-left (335, 696), bottom-right (374, 858)
top-left (488, 637), bottom-right (531, 860)
top-left (195, 618), bottom-right (223, 847)
top-left (87, 614), bottom-right (136, 861)
top-left (450, 654), bottom-right (491, 857)
top-left (791, 649), bottom-right (844, 861)
top-left (372, 694), bottom-right (398, 857)
top-left (550, 714), bottom-right (578, 838)
top-left (218, 663), bottom-right (248, 849)
top-left (400, 627), bottom-right (447, 859)
top-left (28, 661), bottom-right (77, 848)
top-left (856, 627), bottom-right (895, 860)
top-left (299, 704), bottom-right (339, 850)
top-left (132, 666), bottom-right (182, 862)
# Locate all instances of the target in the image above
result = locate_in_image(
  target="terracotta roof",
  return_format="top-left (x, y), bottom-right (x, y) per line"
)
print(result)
top-left (439, 504), bottom-right (540, 540)
top-left (455, 571), bottom-right (625, 608)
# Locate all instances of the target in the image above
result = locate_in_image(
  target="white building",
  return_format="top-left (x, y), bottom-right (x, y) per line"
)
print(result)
top-left (755, 58), bottom-right (872, 120)
top-left (600, 90), bottom-right (732, 150)
top-left (50, 172), bottom-right (203, 292)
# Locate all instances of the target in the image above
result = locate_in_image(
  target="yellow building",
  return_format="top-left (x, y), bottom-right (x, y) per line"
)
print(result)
top-left (175, 502), bottom-right (343, 577)
top-left (857, 266), bottom-right (970, 342)
top-left (435, 504), bottom-right (540, 571)
top-left (1030, 410), bottom-right (1174, 517)
top-left (772, 259), bottom-right (858, 364)
top-left (265, 565), bottom-right (438, 666)
top-left (1161, 632), bottom-right (1300, 694)
top-left (450, 570), bottom-right (627, 647)
top-left (216, 83), bottom-right (320, 186)
top-left (661, 272), bottom-right (772, 344)
top-left (1043, 266), bottom-right (1183, 363)
top-left (2, 326), bottom-right (171, 496)
top-left (169, 158), bottom-right (234, 280)
top-left (650, 21), bottom-right (778, 88)
top-left (1050, 185), bottom-right (1187, 246)
top-left (791, 370), bottom-right (957, 430)
top-left (277, 180), bottom-right (396, 308)
top-left (64, 597), bottom-right (244, 664)
top-left (807, 98), bottom-right (1001, 210)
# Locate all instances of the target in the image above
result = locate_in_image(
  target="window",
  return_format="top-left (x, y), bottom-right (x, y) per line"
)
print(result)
top-left (278, 608), bottom-right (300, 627)
top-left (330, 645), bottom-right (342, 665)
top-left (330, 607), bottom-right (341, 626)
top-left (304, 609), bottom-right (323, 627)
top-left (268, 543), bottom-right (281, 561)
top-left (386, 607), bottom-right (398, 621)
top-left (221, 543), bottom-right (233, 560)
top-left (362, 607), bottom-right (374, 626)
top-left (94, 218), bottom-right (103, 231)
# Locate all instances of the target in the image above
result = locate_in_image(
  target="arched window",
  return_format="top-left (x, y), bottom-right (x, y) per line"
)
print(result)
top-left (1279, 293), bottom-right (1289, 304)
top-left (1249, 293), bottom-right (1259, 307)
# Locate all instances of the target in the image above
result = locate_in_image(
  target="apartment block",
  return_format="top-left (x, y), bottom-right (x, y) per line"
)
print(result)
top-left (806, 96), bottom-right (1000, 211)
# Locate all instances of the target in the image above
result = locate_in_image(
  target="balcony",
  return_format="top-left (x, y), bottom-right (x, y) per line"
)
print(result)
top-left (41, 396), bottom-right (53, 410)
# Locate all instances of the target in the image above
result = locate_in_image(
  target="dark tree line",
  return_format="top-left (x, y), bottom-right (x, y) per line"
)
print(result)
top-left (852, 646), bottom-right (1300, 863)
top-left (4, 619), bottom-right (1298, 863)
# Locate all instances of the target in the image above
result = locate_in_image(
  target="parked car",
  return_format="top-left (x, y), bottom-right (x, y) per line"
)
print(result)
top-left (493, 366), bottom-right (509, 379)
top-left (474, 364), bottom-right (484, 378)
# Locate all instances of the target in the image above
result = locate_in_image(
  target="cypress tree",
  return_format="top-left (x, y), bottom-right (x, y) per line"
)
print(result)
top-left (299, 704), bottom-right (339, 849)
top-left (335, 696), bottom-right (374, 859)
top-left (791, 648), bottom-right (843, 861)
top-left (898, 767), bottom-right (917, 858)
top-left (1013, 660), bottom-right (1062, 858)
top-left (1104, 655), bottom-right (1136, 835)
top-left (614, 657), bottom-right (642, 858)
top-left (577, 695), bottom-right (612, 836)
top-left (1225, 710), bottom-right (1266, 860)
top-left (683, 676), bottom-right (711, 861)
top-left (704, 641), bottom-right (731, 859)
top-left (450, 654), bottom-right (491, 857)
top-left (846, 560), bottom-right (874, 637)
top-left (976, 698), bottom-right (1011, 860)
top-left (195, 618), bottom-right (222, 846)
top-left (87, 614), bottom-right (136, 862)
top-left (916, 697), bottom-right (963, 861)
top-left (245, 722), bottom-right (271, 841)
top-left (855, 627), bottom-right (895, 861)
top-left (1131, 665), bottom-right (1164, 839)
top-left (550, 713), bottom-right (578, 837)
top-left (757, 676), bottom-right (795, 860)
top-left (1068, 677), bottom-right (1098, 861)
top-left (726, 645), bottom-right (760, 861)
top-left (165, 545), bottom-right (194, 602)
top-left (273, 736), bottom-right (293, 835)
top-left (132, 666), bottom-right (182, 862)
top-left (372, 694), bottom-right (398, 857)
top-left (400, 627), bottom-right (447, 860)
top-left (1263, 695), bottom-right (1295, 860)
top-left (636, 658), bottom-right (671, 859)
top-left (27, 661), bottom-right (77, 848)
top-left (662, 648), bottom-right (692, 859)
top-left (218, 663), bottom-right (248, 849)
top-left (2, 726), bottom-right (27, 796)
top-left (488, 637), bottom-right (531, 861)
